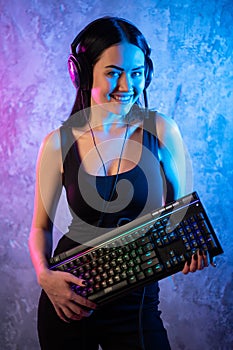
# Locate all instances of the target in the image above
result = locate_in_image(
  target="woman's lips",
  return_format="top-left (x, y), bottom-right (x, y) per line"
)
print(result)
top-left (110, 94), bottom-right (134, 103)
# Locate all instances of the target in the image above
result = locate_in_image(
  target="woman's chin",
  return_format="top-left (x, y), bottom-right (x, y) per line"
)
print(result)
top-left (104, 101), bottom-right (134, 116)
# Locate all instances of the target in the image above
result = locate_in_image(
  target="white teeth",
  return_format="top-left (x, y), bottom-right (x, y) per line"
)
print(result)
top-left (112, 95), bottom-right (133, 102)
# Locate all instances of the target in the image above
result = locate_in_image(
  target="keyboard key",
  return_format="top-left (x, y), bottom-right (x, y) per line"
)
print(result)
top-left (97, 266), bottom-right (104, 273)
top-left (101, 272), bottom-right (108, 280)
top-left (162, 236), bottom-right (170, 244)
top-left (152, 231), bottom-right (160, 239)
top-left (101, 281), bottom-right (107, 288)
top-left (94, 283), bottom-right (101, 291)
top-left (110, 251), bottom-right (117, 259)
top-left (137, 271), bottom-right (145, 280)
top-left (137, 237), bottom-right (150, 246)
top-left (154, 264), bottom-right (164, 273)
top-left (130, 250), bottom-right (137, 258)
top-left (156, 238), bottom-right (163, 247)
top-left (107, 277), bottom-right (114, 286)
top-left (120, 271), bottom-right (127, 279)
top-left (169, 250), bottom-right (175, 257)
top-left (128, 276), bottom-right (137, 284)
top-left (89, 280), bottom-right (128, 300)
top-left (179, 254), bottom-right (186, 262)
top-left (141, 251), bottom-right (156, 261)
top-left (134, 265), bottom-right (141, 274)
top-left (95, 275), bottom-right (101, 283)
top-left (144, 268), bottom-right (154, 277)
top-left (113, 275), bottom-right (121, 283)
top-left (169, 232), bottom-right (177, 241)
top-left (88, 287), bottom-right (94, 295)
top-left (128, 260), bottom-right (134, 267)
top-left (127, 268), bottom-right (134, 277)
top-left (141, 258), bottom-right (160, 270)
top-left (123, 254), bottom-right (130, 261)
top-left (171, 257), bottom-right (179, 265)
top-left (103, 263), bottom-right (110, 270)
top-left (143, 243), bottom-right (154, 252)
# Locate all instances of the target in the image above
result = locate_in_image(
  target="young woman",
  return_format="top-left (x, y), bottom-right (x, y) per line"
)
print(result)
top-left (29, 16), bottom-right (208, 350)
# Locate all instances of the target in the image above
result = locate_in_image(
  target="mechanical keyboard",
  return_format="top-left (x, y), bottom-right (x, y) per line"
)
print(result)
top-left (49, 192), bottom-right (223, 306)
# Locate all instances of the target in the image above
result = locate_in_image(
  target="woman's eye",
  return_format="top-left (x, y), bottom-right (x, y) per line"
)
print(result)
top-left (106, 71), bottom-right (120, 78)
top-left (132, 71), bottom-right (143, 78)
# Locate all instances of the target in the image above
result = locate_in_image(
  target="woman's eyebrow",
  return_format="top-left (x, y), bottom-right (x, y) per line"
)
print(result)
top-left (104, 65), bottom-right (145, 71)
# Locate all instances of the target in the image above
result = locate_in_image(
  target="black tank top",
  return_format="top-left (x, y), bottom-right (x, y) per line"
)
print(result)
top-left (55, 112), bottom-right (163, 253)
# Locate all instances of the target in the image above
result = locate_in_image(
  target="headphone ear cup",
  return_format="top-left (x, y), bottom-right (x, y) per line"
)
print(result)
top-left (68, 54), bottom-right (80, 89)
top-left (145, 56), bottom-right (154, 89)
top-left (68, 52), bottom-right (92, 90)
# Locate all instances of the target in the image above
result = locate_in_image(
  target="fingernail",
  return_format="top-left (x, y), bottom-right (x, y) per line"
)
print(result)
top-left (198, 249), bottom-right (203, 256)
top-left (194, 253), bottom-right (198, 261)
top-left (82, 280), bottom-right (88, 286)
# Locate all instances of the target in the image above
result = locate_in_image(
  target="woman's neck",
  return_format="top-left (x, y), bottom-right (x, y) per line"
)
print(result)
top-left (88, 105), bottom-right (128, 133)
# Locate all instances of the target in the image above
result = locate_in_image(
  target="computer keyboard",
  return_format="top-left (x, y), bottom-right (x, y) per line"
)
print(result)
top-left (49, 192), bottom-right (223, 306)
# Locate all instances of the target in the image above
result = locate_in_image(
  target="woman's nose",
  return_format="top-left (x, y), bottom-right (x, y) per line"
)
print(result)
top-left (118, 73), bottom-right (132, 92)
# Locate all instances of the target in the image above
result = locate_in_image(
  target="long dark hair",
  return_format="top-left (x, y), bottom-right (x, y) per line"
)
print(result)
top-left (64, 16), bottom-right (152, 126)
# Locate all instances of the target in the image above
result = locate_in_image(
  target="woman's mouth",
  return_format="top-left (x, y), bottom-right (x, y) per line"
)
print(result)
top-left (110, 94), bottom-right (134, 103)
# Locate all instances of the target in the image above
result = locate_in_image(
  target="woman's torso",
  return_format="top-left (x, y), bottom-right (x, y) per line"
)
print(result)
top-left (56, 111), bottom-right (164, 252)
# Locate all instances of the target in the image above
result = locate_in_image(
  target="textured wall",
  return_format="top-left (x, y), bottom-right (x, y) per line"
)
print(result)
top-left (0, 0), bottom-right (232, 349)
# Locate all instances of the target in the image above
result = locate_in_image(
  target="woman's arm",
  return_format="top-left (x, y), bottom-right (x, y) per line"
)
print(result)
top-left (29, 130), bottom-right (63, 276)
top-left (28, 129), bottom-right (96, 322)
top-left (156, 112), bottom-right (186, 202)
top-left (156, 113), bottom-right (208, 273)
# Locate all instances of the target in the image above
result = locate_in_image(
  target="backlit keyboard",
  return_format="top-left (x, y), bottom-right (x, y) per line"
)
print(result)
top-left (49, 192), bottom-right (223, 306)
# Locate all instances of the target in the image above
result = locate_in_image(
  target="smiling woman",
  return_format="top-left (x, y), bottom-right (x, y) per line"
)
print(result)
top-left (91, 43), bottom-right (146, 116)
top-left (28, 16), bottom-right (207, 350)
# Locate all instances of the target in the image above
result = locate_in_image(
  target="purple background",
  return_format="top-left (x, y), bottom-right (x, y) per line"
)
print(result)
top-left (0, 0), bottom-right (232, 349)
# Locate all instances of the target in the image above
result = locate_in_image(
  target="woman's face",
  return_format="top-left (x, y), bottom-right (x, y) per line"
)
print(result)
top-left (91, 42), bottom-right (146, 116)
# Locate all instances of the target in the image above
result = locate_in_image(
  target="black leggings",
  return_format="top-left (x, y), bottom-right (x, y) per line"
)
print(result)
top-left (38, 283), bottom-right (171, 350)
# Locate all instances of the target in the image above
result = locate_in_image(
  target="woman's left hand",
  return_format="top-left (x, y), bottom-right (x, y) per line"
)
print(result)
top-left (182, 250), bottom-right (211, 274)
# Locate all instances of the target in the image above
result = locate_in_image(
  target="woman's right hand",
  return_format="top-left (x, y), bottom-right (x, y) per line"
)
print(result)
top-left (38, 268), bottom-right (97, 323)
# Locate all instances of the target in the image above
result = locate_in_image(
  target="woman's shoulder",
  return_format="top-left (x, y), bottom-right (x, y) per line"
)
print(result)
top-left (139, 107), bottom-right (178, 127)
top-left (145, 110), bottom-right (182, 146)
top-left (38, 128), bottom-right (62, 157)
top-left (152, 111), bottom-right (179, 130)
top-left (156, 111), bottom-right (180, 137)
top-left (36, 128), bottom-right (64, 173)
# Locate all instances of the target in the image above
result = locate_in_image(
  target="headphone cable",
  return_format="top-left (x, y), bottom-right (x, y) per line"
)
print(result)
top-left (139, 287), bottom-right (146, 350)
top-left (80, 90), bottom-right (129, 227)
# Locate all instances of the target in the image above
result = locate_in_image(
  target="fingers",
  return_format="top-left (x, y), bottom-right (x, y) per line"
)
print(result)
top-left (189, 252), bottom-right (198, 272)
top-left (70, 290), bottom-right (97, 310)
top-left (54, 298), bottom-right (94, 323)
top-left (63, 272), bottom-right (97, 310)
top-left (53, 305), bottom-right (71, 323)
top-left (65, 303), bottom-right (94, 322)
top-left (182, 249), bottom-right (210, 275)
top-left (46, 271), bottom-right (97, 323)
top-left (201, 250), bottom-right (209, 268)
top-left (63, 271), bottom-right (87, 287)
top-left (182, 259), bottom-right (191, 274)
top-left (209, 256), bottom-right (217, 268)
top-left (181, 254), bottom-right (198, 274)
top-left (69, 304), bottom-right (94, 319)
